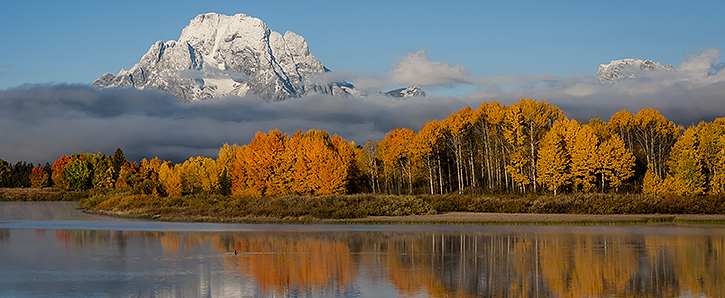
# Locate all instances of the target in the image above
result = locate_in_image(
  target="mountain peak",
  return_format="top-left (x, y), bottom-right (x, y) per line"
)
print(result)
top-left (94, 13), bottom-right (352, 102)
top-left (383, 86), bottom-right (426, 98)
top-left (597, 58), bottom-right (675, 83)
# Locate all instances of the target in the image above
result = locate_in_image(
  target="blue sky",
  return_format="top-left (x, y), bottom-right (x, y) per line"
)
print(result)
top-left (2, 0), bottom-right (724, 94)
top-left (3, 0), bottom-right (725, 163)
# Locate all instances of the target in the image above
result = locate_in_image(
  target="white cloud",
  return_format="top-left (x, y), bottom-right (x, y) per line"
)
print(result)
top-left (387, 50), bottom-right (476, 86)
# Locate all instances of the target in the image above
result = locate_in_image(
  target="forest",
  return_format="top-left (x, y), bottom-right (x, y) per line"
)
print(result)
top-left (3, 98), bottom-right (725, 215)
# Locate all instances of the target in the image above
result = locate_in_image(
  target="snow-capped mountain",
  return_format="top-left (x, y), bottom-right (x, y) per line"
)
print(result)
top-left (597, 58), bottom-right (675, 83)
top-left (382, 86), bottom-right (426, 98)
top-left (94, 13), bottom-right (352, 102)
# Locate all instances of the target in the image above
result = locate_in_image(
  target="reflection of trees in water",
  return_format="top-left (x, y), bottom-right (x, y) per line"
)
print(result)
top-left (51, 228), bottom-right (725, 297)
top-left (229, 235), bottom-right (356, 296)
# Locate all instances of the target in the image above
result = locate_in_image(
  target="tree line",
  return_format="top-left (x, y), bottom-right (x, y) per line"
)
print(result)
top-left (3, 98), bottom-right (725, 197)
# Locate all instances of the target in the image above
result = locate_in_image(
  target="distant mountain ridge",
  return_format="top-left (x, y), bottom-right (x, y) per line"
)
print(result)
top-left (597, 58), bottom-right (675, 83)
top-left (382, 86), bottom-right (426, 98)
top-left (94, 13), bottom-right (354, 102)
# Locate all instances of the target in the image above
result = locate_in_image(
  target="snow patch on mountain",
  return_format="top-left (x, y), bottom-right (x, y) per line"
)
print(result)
top-left (94, 13), bottom-right (352, 102)
top-left (382, 86), bottom-right (427, 98)
top-left (597, 58), bottom-right (675, 83)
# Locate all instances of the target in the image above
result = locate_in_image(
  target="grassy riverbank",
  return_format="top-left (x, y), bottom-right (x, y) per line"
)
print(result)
top-left (77, 190), bottom-right (725, 224)
top-left (0, 188), bottom-right (89, 201)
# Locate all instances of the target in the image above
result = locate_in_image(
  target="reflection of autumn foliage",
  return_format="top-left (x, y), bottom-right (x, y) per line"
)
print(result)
top-left (229, 236), bottom-right (356, 295)
top-left (370, 237), bottom-right (454, 297)
top-left (159, 232), bottom-right (182, 253)
top-left (55, 230), bottom-right (73, 246)
top-left (540, 235), bottom-right (638, 297)
top-left (47, 228), bottom-right (725, 297)
top-left (648, 236), bottom-right (725, 298)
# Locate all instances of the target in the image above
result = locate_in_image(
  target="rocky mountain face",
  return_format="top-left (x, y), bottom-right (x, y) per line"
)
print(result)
top-left (597, 58), bottom-right (675, 83)
top-left (94, 13), bottom-right (353, 102)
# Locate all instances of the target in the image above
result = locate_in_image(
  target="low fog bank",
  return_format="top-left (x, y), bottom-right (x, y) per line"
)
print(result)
top-left (2, 80), bottom-right (722, 165)
top-left (2, 50), bottom-right (724, 164)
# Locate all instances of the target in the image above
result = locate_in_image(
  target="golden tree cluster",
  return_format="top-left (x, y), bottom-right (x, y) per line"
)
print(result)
top-left (25, 98), bottom-right (725, 197)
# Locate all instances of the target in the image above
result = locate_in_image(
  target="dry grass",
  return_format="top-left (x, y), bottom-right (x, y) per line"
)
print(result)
top-left (0, 188), bottom-right (87, 201)
top-left (77, 191), bottom-right (725, 225)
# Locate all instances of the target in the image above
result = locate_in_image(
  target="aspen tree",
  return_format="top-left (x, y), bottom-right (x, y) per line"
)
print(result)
top-left (596, 134), bottom-right (635, 192)
top-left (632, 109), bottom-right (681, 179)
top-left (710, 135), bottom-right (725, 195)
top-left (536, 120), bottom-right (570, 195)
top-left (380, 128), bottom-right (416, 194)
top-left (667, 126), bottom-right (705, 196)
top-left (356, 140), bottom-right (380, 193)
top-left (503, 99), bottom-right (563, 193)
top-left (415, 120), bottom-right (444, 195)
top-left (442, 107), bottom-right (475, 193)
top-left (570, 123), bottom-right (598, 192)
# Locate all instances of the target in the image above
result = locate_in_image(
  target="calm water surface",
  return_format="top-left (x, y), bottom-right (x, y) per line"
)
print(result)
top-left (1, 202), bottom-right (724, 297)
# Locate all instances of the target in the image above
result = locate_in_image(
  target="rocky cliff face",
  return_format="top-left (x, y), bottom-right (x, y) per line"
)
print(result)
top-left (597, 58), bottom-right (675, 83)
top-left (94, 13), bottom-right (352, 102)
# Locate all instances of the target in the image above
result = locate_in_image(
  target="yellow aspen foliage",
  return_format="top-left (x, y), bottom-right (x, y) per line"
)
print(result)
top-left (697, 119), bottom-right (725, 172)
top-left (157, 161), bottom-right (172, 185)
top-left (666, 126), bottom-right (706, 196)
top-left (642, 165), bottom-right (661, 195)
top-left (633, 108), bottom-right (682, 179)
top-left (588, 118), bottom-right (613, 141)
top-left (415, 120), bottom-right (444, 194)
top-left (414, 120), bottom-right (442, 161)
top-left (504, 99), bottom-right (564, 192)
top-left (504, 103), bottom-right (532, 190)
top-left (356, 140), bottom-right (380, 193)
top-left (114, 162), bottom-right (136, 188)
top-left (179, 156), bottom-right (220, 193)
top-left (537, 120), bottom-right (570, 195)
top-left (379, 128), bottom-right (417, 194)
top-left (659, 175), bottom-right (689, 197)
top-left (474, 101), bottom-right (507, 191)
top-left (93, 158), bottom-right (115, 189)
top-left (164, 165), bottom-right (183, 197)
top-left (570, 123), bottom-right (598, 192)
top-left (216, 143), bottom-right (240, 173)
top-left (596, 135), bottom-right (635, 192)
top-left (331, 134), bottom-right (357, 193)
top-left (608, 110), bottom-right (636, 151)
top-left (287, 129), bottom-right (347, 195)
top-left (138, 157), bottom-right (162, 181)
top-left (711, 135), bottom-right (725, 195)
top-left (442, 106), bottom-right (475, 193)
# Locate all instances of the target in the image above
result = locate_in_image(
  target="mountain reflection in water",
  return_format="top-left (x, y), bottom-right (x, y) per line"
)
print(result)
top-left (1, 203), bottom-right (725, 297)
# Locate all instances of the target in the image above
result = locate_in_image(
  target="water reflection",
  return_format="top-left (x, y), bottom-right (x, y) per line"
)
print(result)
top-left (2, 202), bottom-right (725, 297)
top-left (3, 226), bottom-right (724, 297)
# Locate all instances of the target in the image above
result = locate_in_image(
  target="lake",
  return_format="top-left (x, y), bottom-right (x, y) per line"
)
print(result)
top-left (1, 202), bottom-right (724, 297)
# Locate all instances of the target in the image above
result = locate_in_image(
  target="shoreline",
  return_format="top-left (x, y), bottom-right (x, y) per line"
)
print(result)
top-left (84, 208), bottom-right (725, 225)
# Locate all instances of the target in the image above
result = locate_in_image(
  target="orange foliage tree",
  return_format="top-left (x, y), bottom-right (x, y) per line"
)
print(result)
top-left (51, 155), bottom-right (73, 189)
top-left (29, 165), bottom-right (49, 188)
top-left (232, 129), bottom-right (290, 197)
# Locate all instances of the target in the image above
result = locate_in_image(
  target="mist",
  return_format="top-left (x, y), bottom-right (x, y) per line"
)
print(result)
top-left (1, 50), bottom-right (724, 164)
